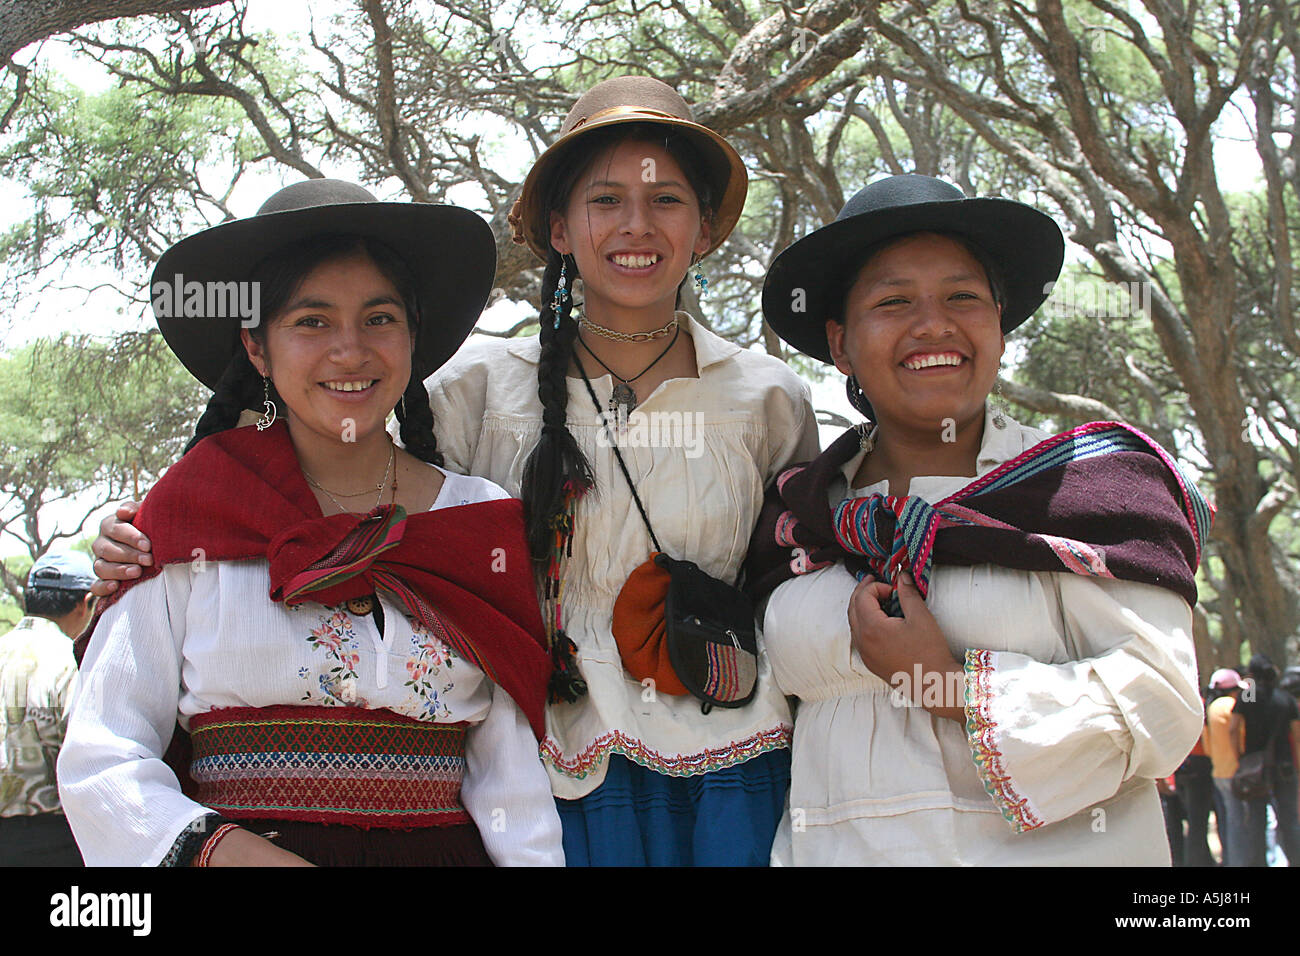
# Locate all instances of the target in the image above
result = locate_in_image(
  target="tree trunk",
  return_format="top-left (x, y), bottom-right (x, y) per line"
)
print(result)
top-left (1, 0), bottom-right (230, 63)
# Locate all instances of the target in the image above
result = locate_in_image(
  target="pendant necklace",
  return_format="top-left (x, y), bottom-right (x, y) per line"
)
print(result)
top-left (575, 324), bottom-right (681, 434)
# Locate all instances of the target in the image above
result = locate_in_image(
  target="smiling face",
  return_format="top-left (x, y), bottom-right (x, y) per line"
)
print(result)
top-left (241, 249), bottom-right (414, 450)
top-left (548, 138), bottom-right (711, 318)
top-left (826, 232), bottom-right (1005, 436)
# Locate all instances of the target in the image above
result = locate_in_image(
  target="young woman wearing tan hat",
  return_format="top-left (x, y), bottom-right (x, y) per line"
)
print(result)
top-left (61, 180), bottom-right (562, 866)
top-left (91, 79), bottom-right (817, 866)
top-left (425, 76), bottom-right (818, 865)
top-left (746, 175), bottom-right (1211, 864)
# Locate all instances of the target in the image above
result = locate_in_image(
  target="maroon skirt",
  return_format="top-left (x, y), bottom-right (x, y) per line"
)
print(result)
top-left (236, 817), bottom-right (493, 867)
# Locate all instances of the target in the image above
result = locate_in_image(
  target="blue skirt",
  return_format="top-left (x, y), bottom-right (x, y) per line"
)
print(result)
top-left (556, 749), bottom-right (791, 866)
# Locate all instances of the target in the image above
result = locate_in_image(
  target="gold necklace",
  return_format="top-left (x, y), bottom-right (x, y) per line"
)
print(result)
top-left (303, 442), bottom-right (395, 513)
top-left (579, 314), bottom-right (678, 343)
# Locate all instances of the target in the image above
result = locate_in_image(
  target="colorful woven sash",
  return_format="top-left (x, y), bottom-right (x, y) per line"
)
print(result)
top-left (749, 420), bottom-right (1213, 610)
top-left (188, 706), bottom-right (470, 829)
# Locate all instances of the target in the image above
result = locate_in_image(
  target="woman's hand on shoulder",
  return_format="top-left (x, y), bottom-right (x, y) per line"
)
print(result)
top-left (90, 501), bottom-right (150, 596)
top-left (848, 572), bottom-right (965, 723)
top-left (199, 828), bottom-right (316, 867)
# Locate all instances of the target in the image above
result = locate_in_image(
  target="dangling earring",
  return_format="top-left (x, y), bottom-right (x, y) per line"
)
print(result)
top-left (992, 377), bottom-right (1008, 430)
top-left (693, 257), bottom-right (707, 297)
top-left (856, 422), bottom-right (876, 454)
top-left (256, 375), bottom-right (278, 431)
top-left (553, 257), bottom-right (570, 329)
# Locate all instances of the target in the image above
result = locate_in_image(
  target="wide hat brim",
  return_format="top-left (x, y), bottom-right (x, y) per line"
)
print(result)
top-left (510, 78), bottom-right (748, 262)
top-left (762, 177), bottom-right (1065, 363)
top-left (151, 181), bottom-right (495, 390)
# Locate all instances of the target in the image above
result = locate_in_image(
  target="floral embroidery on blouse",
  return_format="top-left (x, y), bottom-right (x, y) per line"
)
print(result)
top-left (404, 621), bottom-right (456, 720)
top-left (300, 608), bottom-right (362, 706)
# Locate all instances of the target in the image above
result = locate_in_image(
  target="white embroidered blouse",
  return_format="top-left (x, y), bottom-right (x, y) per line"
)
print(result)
top-left (57, 468), bottom-right (564, 866)
top-left (763, 406), bottom-right (1204, 865)
top-left (425, 314), bottom-right (820, 799)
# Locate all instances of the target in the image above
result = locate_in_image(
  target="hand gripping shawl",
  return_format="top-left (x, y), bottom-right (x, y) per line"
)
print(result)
top-left (75, 421), bottom-right (551, 743)
top-left (744, 421), bottom-right (1214, 613)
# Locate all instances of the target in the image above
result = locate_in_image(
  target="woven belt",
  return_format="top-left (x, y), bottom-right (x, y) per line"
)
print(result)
top-left (188, 705), bottom-right (470, 829)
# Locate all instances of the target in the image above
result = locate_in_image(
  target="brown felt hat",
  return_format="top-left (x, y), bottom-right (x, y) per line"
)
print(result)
top-left (508, 76), bottom-right (747, 262)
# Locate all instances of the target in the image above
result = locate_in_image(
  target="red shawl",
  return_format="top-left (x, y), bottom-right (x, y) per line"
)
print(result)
top-left (77, 421), bottom-right (550, 739)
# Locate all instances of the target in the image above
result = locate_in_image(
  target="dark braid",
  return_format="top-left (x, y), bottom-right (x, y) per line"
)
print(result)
top-left (395, 372), bottom-right (444, 467)
top-left (520, 249), bottom-right (594, 566)
top-left (185, 348), bottom-right (265, 454)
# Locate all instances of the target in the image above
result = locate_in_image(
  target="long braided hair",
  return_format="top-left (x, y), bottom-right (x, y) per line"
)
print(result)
top-left (184, 235), bottom-right (443, 467)
top-left (518, 245), bottom-right (591, 559)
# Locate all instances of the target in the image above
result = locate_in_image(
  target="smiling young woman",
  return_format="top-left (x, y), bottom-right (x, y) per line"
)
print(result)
top-left (427, 77), bottom-right (819, 866)
top-left (826, 232), bottom-right (1006, 494)
top-left (239, 247), bottom-right (446, 515)
top-left (59, 181), bottom-right (562, 867)
top-left (748, 175), bottom-right (1212, 865)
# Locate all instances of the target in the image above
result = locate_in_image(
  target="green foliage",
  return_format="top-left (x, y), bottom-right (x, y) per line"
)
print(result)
top-left (0, 25), bottom-right (298, 310)
top-left (0, 333), bottom-right (208, 607)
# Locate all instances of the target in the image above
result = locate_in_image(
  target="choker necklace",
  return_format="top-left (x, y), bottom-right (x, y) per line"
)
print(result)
top-left (580, 315), bottom-right (678, 343)
top-left (303, 442), bottom-right (396, 514)
top-left (576, 325), bottom-right (681, 432)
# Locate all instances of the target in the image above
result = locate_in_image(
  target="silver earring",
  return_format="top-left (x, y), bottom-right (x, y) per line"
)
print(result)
top-left (693, 257), bottom-right (707, 296)
top-left (256, 375), bottom-right (278, 431)
top-left (992, 377), bottom-right (1007, 430)
top-left (856, 422), bottom-right (877, 454)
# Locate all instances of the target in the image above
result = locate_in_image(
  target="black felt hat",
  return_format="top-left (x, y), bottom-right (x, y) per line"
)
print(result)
top-left (762, 175), bottom-right (1065, 363)
top-left (150, 179), bottom-right (496, 389)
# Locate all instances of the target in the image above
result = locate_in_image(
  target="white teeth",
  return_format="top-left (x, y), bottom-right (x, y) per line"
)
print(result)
top-left (324, 380), bottom-right (376, 392)
top-left (612, 254), bottom-right (659, 268)
top-left (903, 355), bottom-right (963, 370)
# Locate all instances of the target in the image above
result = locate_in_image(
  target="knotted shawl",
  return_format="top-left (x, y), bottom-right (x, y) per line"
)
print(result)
top-left (76, 420), bottom-right (551, 739)
top-left (744, 421), bottom-right (1213, 611)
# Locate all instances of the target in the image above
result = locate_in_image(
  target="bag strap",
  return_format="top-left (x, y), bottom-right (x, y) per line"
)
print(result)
top-left (575, 354), bottom-right (663, 553)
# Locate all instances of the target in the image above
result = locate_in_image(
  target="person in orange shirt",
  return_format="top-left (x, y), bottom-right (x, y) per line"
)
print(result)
top-left (1203, 668), bottom-right (1245, 865)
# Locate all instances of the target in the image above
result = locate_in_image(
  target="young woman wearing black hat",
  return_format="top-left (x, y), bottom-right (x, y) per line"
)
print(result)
top-left (60, 181), bottom-right (562, 866)
top-left (746, 175), bottom-right (1210, 864)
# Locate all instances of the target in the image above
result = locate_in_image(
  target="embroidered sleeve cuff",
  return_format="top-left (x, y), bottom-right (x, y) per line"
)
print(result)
top-left (158, 813), bottom-right (235, 868)
top-left (963, 648), bottom-right (1045, 834)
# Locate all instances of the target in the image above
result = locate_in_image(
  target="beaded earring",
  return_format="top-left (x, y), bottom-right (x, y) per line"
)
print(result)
top-left (693, 257), bottom-right (707, 297)
top-left (553, 257), bottom-right (570, 329)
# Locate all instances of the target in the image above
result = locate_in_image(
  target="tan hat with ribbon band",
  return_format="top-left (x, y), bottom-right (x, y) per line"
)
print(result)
top-left (508, 76), bottom-right (748, 261)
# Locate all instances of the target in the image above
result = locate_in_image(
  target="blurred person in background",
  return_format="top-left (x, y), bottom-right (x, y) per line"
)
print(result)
top-left (1203, 668), bottom-right (1245, 865)
top-left (1172, 687), bottom-right (1218, 866)
top-left (0, 552), bottom-right (94, 866)
top-left (1230, 654), bottom-right (1300, 866)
